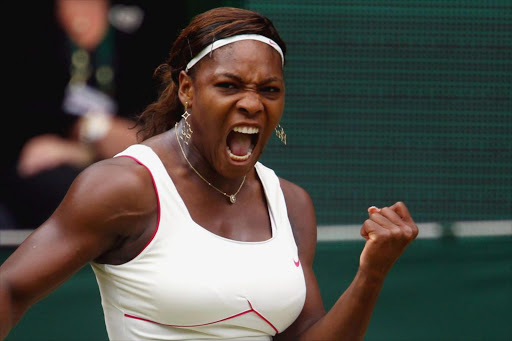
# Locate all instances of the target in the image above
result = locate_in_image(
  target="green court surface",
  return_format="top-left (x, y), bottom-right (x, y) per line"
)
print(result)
top-left (2, 236), bottom-right (511, 341)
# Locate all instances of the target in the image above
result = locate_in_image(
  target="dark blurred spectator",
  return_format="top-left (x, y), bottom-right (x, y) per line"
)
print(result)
top-left (1, 0), bottom-right (187, 229)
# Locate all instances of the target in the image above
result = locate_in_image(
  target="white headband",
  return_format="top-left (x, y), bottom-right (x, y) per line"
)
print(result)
top-left (185, 34), bottom-right (284, 72)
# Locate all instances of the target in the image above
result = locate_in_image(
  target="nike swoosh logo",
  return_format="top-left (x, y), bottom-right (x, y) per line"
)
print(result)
top-left (293, 258), bottom-right (300, 267)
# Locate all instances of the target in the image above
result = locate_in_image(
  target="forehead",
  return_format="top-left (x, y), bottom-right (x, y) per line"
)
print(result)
top-left (195, 40), bottom-right (283, 80)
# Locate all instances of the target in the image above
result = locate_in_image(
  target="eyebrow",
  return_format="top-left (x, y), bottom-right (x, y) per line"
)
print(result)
top-left (220, 72), bottom-right (282, 85)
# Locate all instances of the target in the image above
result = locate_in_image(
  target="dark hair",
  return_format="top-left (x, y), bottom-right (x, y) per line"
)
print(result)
top-left (135, 7), bottom-right (286, 141)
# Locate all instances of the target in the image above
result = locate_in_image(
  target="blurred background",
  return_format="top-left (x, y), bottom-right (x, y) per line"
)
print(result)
top-left (1, 0), bottom-right (511, 340)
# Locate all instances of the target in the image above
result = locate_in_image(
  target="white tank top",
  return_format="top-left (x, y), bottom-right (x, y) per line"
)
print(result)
top-left (90, 144), bottom-right (306, 340)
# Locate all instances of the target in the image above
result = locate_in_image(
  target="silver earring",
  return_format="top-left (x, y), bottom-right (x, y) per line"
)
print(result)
top-left (180, 101), bottom-right (193, 144)
top-left (275, 124), bottom-right (287, 145)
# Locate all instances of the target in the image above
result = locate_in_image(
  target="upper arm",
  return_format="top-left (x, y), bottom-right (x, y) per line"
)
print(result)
top-left (276, 178), bottom-right (326, 340)
top-left (0, 157), bottom-right (154, 312)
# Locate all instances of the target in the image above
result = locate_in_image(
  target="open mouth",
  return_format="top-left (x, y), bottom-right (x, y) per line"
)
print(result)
top-left (226, 126), bottom-right (259, 161)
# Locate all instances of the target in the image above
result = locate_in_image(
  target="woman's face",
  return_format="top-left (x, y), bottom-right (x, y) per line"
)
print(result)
top-left (181, 40), bottom-right (285, 178)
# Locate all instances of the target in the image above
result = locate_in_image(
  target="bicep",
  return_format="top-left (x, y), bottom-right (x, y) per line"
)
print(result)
top-left (1, 217), bottom-right (106, 306)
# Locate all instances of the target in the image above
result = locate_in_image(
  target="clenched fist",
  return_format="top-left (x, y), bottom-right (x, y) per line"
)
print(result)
top-left (359, 202), bottom-right (419, 278)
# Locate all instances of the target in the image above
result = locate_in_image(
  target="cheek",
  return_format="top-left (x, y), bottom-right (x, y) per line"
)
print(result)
top-left (190, 98), bottom-right (223, 128)
top-left (194, 91), bottom-right (230, 122)
top-left (191, 109), bottom-right (226, 147)
top-left (269, 101), bottom-right (285, 126)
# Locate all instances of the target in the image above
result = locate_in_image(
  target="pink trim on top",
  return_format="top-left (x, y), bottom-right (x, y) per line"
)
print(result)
top-left (247, 300), bottom-right (279, 334)
top-left (124, 300), bottom-right (279, 334)
top-left (118, 155), bottom-right (161, 258)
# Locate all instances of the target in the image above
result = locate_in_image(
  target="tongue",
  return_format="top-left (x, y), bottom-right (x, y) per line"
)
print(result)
top-left (227, 131), bottom-right (252, 156)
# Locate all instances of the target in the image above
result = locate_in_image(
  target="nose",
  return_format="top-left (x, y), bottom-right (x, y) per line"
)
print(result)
top-left (236, 90), bottom-right (263, 116)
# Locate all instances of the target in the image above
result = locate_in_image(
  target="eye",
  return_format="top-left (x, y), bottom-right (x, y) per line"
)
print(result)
top-left (216, 82), bottom-right (237, 89)
top-left (260, 86), bottom-right (281, 93)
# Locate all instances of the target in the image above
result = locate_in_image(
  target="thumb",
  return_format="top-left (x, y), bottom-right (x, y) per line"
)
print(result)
top-left (362, 206), bottom-right (381, 241)
top-left (367, 205), bottom-right (381, 216)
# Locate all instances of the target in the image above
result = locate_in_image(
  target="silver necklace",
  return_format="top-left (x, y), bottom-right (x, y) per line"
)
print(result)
top-left (175, 123), bottom-right (246, 204)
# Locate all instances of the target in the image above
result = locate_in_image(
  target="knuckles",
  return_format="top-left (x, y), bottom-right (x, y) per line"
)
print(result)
top-left (363, 201), bottom-right (419, 243)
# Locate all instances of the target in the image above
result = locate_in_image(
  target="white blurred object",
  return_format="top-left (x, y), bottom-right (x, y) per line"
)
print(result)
top-left (62, 84), bottom-right (117, 116)
top-left (79, 111), bottom-right (112, 143)
top-left (109, 4), bottom-right (144, 33)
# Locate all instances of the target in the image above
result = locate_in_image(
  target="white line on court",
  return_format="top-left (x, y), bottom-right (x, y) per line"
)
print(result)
top-left (1, 220), bottom-right (510, 246)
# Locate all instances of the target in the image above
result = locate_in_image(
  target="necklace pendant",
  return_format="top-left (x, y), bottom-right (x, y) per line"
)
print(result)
top-left (229, 195), bottom-right (236, 204)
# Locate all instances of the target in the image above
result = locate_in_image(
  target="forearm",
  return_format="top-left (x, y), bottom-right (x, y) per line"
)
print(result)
top-left (0, 289), bottom-right (11, 340)
top-left (297, 268), bottom-right (386, 341)
top-left (0, 279), bottom-right (24, 341)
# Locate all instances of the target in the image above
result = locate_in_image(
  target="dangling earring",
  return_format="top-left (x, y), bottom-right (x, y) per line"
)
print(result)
top-left (180, 101), bottom-right (193, 145)
top-left (275, 124), bottom-right (287, 145)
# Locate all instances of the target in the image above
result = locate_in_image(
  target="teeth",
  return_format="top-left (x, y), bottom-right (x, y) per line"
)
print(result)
top-left (233, 126), bottom-right (259, 134)
top-left (227, 146), bottom-right (253, 161)
top-left (227, 126), bottom-right (257, 161)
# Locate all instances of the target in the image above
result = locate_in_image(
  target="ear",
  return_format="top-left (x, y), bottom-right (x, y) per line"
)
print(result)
top-left (178, 70), bottom-right (193, 107)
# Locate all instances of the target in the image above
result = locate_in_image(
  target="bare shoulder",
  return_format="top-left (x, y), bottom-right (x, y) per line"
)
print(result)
top-left (73, 156), bottom-right (153, 200)
top-left (279, 177), bottom-right (314, 209)
top-left (279, 177), bottom-right (317, 261)
top-left (58, 156), bottom-right (157, 238)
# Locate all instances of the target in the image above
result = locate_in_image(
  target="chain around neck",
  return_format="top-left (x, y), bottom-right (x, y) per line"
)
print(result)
top-left (175, 123), bottom-right (246, 204)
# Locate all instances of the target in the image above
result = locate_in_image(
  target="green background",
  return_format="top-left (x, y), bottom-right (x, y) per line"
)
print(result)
top-left (238, 0), bottom-right (511, 225)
